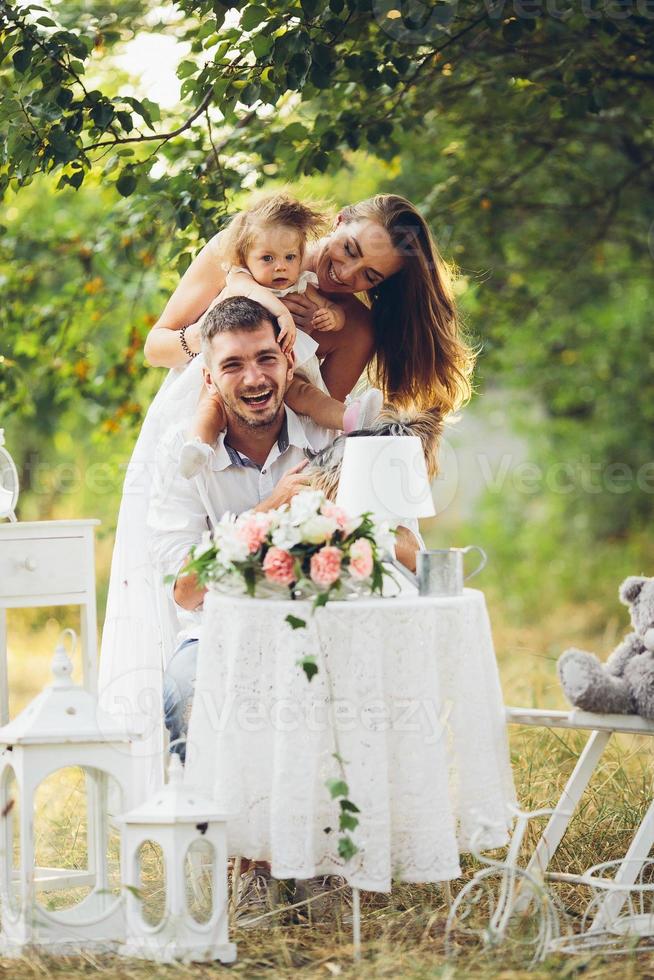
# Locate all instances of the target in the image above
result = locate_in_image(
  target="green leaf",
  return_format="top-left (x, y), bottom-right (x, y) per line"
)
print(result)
top-left (340, 799), bottom-right (360, 813)
top-left (13, 48), bottom-right (32, 73)
top-left (116, 172), bottom-right (137, 197)
top-left (141, 98), bottom-right (160, 124)
top-left (116, 111), bottom-right (133, 132)
top-left (339, 811), bottom-right (359, 832)
top-left (67, 168), bottom-right (84, 189)
top-left (177, 60), bottom-right (197, 80)
top-left (338, 836), bottom-right (359, 861)
top-left (243, 564), bottom-right (256, 597)
top-left (91, 102), bottom-right (114, 129)
top-left (252, 34), bottom-right (273, 58)
top-left (241, 5), bottom-right (269, 31)
top-left (282, 122), bottom-right (309, 142)
top-left (55, 88), bottom-right (74, 109)
top-left (297, 654), bottom-right (318, 681)
top-left (326, 778), bottom-right (348, 799)
top-left (301, 0), bottom-right (321, 17)
top-left (313, 589), bottom-right (331, 609)
top-left (285, 614), bottom-right (307, 630)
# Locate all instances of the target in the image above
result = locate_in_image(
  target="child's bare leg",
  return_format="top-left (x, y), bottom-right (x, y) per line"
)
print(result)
top-left (179, 388), bottom-right (227, 478)
top-left (285, 377), bottom-right (384, 433)
top-left (285, 376), bottom-right (345, 431)
top-left (189, 386), bottom-right (227, 444)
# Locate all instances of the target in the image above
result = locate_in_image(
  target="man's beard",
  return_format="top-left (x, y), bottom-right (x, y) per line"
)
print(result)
top-left (222, 384), bottom-right (285, 430)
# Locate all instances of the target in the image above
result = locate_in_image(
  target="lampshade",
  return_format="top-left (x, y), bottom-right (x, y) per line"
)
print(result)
top-left (336, 435), bottom-right (435, 523)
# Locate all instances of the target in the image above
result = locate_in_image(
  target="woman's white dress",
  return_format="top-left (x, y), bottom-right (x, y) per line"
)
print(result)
top-left (98, 273), bottom-right (327, 793)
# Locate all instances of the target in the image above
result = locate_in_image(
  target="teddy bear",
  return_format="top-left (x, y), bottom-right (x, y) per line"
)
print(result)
top-left (558, 575), bottom-right (654, 718)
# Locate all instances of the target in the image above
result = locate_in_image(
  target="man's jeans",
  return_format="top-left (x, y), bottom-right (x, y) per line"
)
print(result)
top-left (163, 638), bottom-right (199, 763)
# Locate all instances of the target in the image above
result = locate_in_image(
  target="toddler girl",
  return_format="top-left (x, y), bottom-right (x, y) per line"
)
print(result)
top-left (179, 192), bottom-right (382, 477)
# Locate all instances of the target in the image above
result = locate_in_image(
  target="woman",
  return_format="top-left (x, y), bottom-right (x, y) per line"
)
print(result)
top-left (143, 193), bottom-right (474, 412)
top-left (98, 192), bottom-right (476, 789)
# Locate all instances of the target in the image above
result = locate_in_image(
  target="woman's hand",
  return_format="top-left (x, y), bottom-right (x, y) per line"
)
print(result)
top-left (312, 305), bottom-right (346, 332)
top-left (277, 311), bottom-right (297, 355)
top-left (280, 293), bottom-right (319, 332)
top-left (183, 321), bottom-right (203, 354)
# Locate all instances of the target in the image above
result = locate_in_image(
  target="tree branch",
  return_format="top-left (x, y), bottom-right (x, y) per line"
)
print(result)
top-left (83, 88), bottom-right (213, 152)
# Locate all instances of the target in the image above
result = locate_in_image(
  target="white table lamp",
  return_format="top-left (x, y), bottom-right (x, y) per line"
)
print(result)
top-left (336, 435), bottom-right (435, 524)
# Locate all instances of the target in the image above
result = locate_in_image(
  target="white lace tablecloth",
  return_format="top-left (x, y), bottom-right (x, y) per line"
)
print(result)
top-left (184, 588), bottom-right (515, 892)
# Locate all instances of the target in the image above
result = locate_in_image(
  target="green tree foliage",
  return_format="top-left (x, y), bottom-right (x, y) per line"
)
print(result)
top-left (2, 0), bottom-right (653, 532)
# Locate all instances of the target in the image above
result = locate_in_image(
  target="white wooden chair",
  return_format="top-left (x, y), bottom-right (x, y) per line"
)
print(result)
top-left (506, 706), bottom-right (654, 928)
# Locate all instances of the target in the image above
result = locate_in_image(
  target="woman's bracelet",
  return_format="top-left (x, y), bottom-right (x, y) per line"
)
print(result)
top-left (179, 325), bottom-right (198, 361)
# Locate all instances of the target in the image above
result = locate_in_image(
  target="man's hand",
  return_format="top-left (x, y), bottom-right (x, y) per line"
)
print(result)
top-left (280, 293), bottom-right (319, 332)
top-left (254, 460), bottom-right (312, 512)
top-left (173, 553), bottom-right (207, 610)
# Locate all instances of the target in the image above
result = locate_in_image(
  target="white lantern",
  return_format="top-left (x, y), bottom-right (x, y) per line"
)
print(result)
top-left (117, 753), bottom-right (236, 965)
top-left (0, 630), bottom-right (141, 956)
top-left (0, 429), bottom-right (19, 521)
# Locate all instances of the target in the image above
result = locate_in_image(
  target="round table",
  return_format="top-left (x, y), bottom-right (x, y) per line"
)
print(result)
top-left (184, 588), bottom-right (515, 892)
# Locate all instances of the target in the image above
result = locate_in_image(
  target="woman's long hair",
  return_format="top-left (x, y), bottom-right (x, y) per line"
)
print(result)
top-left (340, 195), bottom-right (477, 415)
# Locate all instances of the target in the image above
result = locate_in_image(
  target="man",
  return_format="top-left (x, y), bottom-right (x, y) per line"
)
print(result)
top-left (147, 295), bottom-right (420, 759)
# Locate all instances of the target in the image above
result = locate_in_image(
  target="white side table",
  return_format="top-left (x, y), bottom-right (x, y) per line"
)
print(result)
top-left (0, 519), bottom-right (101, 896)
top-left (0, 519), bottom-right (100, 724)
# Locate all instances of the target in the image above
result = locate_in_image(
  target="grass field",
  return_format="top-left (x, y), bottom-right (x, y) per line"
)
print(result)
top-left (2, 526), bottom-right (654, 978)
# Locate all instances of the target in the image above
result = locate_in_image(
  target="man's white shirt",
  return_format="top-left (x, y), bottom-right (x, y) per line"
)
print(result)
top-left (147, 407), bottom-right (333, 640)
top-left (147, 406), bottom-right (421, 643)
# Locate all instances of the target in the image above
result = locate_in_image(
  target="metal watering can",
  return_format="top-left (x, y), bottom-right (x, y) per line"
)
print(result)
top-left (391, 546), bottom-right (487, 597)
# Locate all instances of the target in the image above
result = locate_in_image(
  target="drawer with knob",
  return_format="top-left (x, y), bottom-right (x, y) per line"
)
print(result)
top-left (0, 536), bottom-right (88, 600)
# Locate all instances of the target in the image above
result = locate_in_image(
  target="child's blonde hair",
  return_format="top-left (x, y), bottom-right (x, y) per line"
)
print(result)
top-left (222, 190), bottom-right (330, 267)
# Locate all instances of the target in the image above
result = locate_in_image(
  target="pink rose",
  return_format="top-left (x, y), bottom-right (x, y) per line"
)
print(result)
top-left (348, 538), bottom-right (374, 580)
top-left (263, 547), bottom-right (295, 586)
top-left (237, 514), bottom-right (271, 554)
top-left (321, 502), bottom-right (350, 532)
top-left (310, 545), bottom-right (342, 589)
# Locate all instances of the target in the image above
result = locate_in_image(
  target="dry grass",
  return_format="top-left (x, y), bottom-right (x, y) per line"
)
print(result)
top-left (5, 597), bottom-right (654, 978)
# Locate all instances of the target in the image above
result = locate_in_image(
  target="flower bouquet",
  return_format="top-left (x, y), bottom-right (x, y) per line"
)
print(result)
top-left (181, 489), bottom-right (395, 603)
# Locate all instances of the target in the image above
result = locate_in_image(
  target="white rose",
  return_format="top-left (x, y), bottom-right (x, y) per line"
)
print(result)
top-left (300, 514), bottom-right (338, 545)
top-left (289, 489), bottom-right (325, 523)
top-left (214, 523), bottom-right (249, 565)
top-left (372, 520), bottom-right (396, 556)
top-left (272, 522), bottom-right (302, 549)
top-left (195, 529), bottom-right (215, 558)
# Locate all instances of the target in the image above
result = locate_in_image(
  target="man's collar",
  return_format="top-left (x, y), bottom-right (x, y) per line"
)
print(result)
top-left (210, 407), bottom-right (315, 471)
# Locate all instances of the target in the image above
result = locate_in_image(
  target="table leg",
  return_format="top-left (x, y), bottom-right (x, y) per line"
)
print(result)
top-left (352, 887), bottom-right (361, 959)
top-left (589, 795), bottom-right (654, 933)
top-left (230, 856), bottom-right (242, 917)
top-left (80, 603), bottom-right (98, 696)
top-left (514, 729), bottom-right (611, 912)
top-left (0, 608), bottom-right (8, 725)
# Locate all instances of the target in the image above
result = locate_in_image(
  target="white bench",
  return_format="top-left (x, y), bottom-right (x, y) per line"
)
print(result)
top-left (507, 706), bottom-right (654, 928)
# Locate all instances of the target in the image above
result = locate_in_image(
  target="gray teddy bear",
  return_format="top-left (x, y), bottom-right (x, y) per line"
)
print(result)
top-left (558, 576), bottom-right (654, 718)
